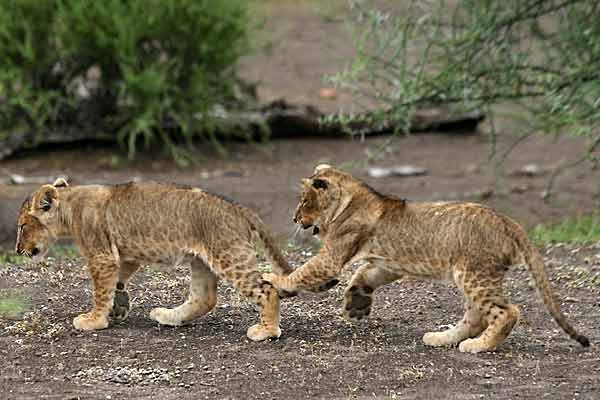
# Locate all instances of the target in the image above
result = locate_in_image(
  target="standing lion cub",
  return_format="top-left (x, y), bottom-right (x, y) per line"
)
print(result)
top-left (15, 178), bottom-right (292, 341)
top-left (263, 165), bottom-right (590, 352)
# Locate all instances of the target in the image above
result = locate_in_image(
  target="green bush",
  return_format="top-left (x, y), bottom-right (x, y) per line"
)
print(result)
top-left (532, 214), bottom-right (600, 244)
top-left (0, 0), bottom-right (251, 161)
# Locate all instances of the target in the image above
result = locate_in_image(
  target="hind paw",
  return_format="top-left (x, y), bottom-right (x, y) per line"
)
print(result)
top-left (149, 307), bottom-right (182, 326)
top-left (342, 285), bottom-right (373, 323)
top-left (423, 331), bottom-right (459, 347)
top-left (110, 289), bottom-right (130, 322)
top-left (458, 338), bottom-right (496, 353)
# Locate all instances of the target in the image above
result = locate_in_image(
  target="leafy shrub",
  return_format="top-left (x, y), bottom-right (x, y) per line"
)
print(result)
top-left (329, 1), bottom-right (600, 163)
top-left (0, 0), bottom-right (251, 162)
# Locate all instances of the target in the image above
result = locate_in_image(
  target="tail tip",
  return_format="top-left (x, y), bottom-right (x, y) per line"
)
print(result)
top-left (576, 334), bottom-right (590, 348)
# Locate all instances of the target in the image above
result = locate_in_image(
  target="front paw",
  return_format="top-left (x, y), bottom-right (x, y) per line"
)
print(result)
top-left (110, 289), bottom-right (131, 322)
top-left (277, 289), bottom-right (298, 299)
top-left (246, 323), bottom-right (281, 341)
top-left (342, 285), bottom-right (373, 323)
top-left (308, 279), bottom-right (339, 293)
top-left (73, 312), bottom-right (109, 331)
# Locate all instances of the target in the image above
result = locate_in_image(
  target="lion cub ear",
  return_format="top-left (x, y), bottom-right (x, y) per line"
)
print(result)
top-left (53, 177), bottom-right (69, 188)
top-left (314, 164), bottom-right (332, 174)
top-left (38, 184), bottom-right (59, 211)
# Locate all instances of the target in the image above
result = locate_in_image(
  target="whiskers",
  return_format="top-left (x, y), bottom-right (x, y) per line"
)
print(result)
top-left (20, 249), bottom-right (33, 258)
top-left (292, 224), bottom-right (303, 240)
top-left (288, 224), bottom-right (316, 248)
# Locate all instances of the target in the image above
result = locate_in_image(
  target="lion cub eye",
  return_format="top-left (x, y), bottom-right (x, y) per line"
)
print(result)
top-left (40, 201), bottom-right (51, 212)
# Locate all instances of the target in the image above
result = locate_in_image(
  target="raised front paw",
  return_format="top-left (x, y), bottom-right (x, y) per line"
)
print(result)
top-left (309, 279), bottom-right (339, 293)
top-left (277, 289), bottom-right (298, 299)
top-left (342, 285), bottom-right (374, 323)
top-left (261, 272), bottom-right (281, 286)
top-left (110, 289), bottom-right (131, 322)
top-left (262, 273), bottom-right (297, 298)
top-left (73, 312), bottom-right (109, 331)
top-left (262, 273), bottom-right (295, 290)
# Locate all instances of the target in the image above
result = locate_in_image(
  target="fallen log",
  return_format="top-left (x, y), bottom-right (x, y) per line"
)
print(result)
top-left (0, 100), bottom-right (484, 160)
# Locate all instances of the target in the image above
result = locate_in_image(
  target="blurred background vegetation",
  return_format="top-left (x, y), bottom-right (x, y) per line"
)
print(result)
top-left (0, 0), bottom-right (251, 163)
top-left (1, 0), bottom-right (599, 170)
top-left (330, 0), bottom-right (600, 176)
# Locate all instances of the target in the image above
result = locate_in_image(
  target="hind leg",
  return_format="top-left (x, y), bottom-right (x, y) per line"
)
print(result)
top-left (457, 280), bottom-right (520, 353)
top-left (150, 258), bottom-right (218, 326)
top-left (458, 301), bottom-right (520, 353)
top-left (244, 279), bottom-right (282, 341)
top-left (423, 300), bottom-right (487, 347)
top-left (343, 263), bottom-right (401, 323)
top-left (110, 261), bottom-right (140, 322)
top-left (209, 245), bottom-right (281, 341)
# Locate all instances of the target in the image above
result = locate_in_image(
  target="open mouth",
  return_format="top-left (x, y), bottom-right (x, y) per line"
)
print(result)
top-left (23, 247), bottom-right (46, 262)
top-left (300, 223), bottom-right (319, 235)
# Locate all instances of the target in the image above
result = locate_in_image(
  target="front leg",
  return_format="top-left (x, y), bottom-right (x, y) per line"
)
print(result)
top-left (343, 263), bottom-right (401, 322)
top-left (263, 241), bottom-right (350, 293)
top-left (73, 255), bottom-right (119, 331)
top-left (275, 279), bottom-right (339, 299)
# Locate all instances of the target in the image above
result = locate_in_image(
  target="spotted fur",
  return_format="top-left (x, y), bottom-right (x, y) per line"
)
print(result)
top-left (263, 165), bottom-right (590, 352)
top-left (15, 179), bottom-right (292, 341)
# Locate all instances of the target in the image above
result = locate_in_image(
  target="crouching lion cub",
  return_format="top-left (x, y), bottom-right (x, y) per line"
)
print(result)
top-left (15, 178), bottom-right (292, 341)
top-left (263, 165), bottom-right (590, 352)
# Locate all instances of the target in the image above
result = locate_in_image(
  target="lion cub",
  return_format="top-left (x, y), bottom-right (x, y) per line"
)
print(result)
top-left (263, 165), bottom-right (590, 352)
top-left (16, 178), bottom-right (292, 341)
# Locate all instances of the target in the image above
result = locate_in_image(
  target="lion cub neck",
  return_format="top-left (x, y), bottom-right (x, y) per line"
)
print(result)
top-left (321, 185), bottom-right (389, 236)
top-left (54, 185), bottom-right (110, 235)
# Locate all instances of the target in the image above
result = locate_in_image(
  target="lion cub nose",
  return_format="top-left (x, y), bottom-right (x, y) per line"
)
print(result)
top-left (293, 217), bottom-right (297, 223)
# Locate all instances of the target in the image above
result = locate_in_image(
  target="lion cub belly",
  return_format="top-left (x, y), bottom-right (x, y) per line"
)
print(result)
top-left (119, 245), bottom-right (198, 269)
top-left (372, 258), bottom-right (454, 283)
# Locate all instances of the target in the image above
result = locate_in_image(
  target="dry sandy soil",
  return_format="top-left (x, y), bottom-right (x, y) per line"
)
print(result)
top-left (1, 1), bottom-right (600, 399)
top-left (1, 244), bottom-right (599, 400)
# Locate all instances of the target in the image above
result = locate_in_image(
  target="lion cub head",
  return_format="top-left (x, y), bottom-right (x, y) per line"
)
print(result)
top-left (15, 177), bottom-right (68, 260)
top-left (294, 164), bottom-right (355, 233)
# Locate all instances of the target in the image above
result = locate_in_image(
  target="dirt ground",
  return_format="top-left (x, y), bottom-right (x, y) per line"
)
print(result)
top-left (1, 1), bottom-right (600, 399)
top-left (1, 243), bottom-right (599, 400)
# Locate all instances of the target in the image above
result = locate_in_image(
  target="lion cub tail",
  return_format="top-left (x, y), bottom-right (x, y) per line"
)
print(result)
top-left (519, 238), bottom-right (590, 347)
top-left (243, 209), bottom-right (294, 276)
